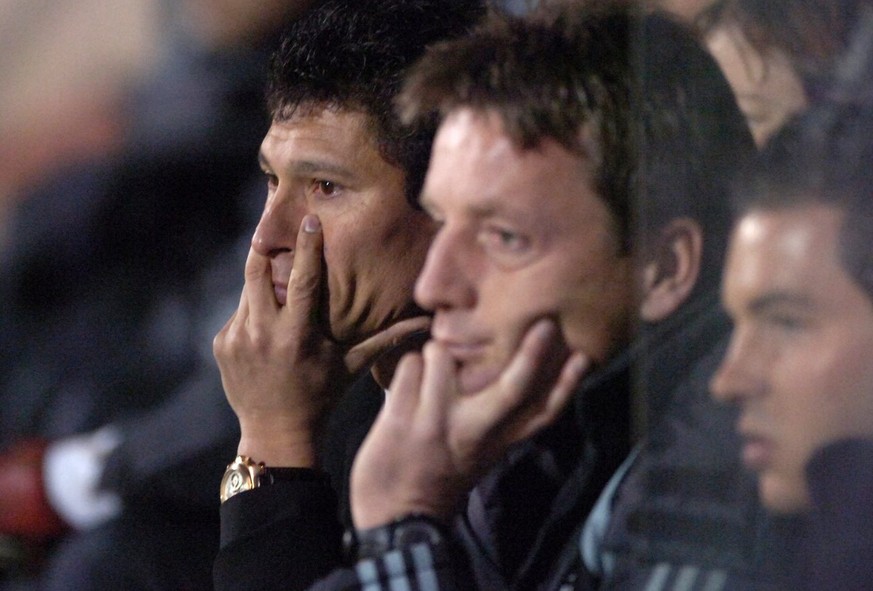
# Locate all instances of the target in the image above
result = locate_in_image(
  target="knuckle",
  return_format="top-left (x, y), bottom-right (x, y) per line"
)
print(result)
top-left (248, 328), bottom-right (274, 354)
top-left (288, 268), bottom-right (320, 296)
top-left (212, 333), bottom-right (225, 356)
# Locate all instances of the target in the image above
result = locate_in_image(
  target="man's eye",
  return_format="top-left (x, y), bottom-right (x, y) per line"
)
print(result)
top-left (498, 230), bottom-right (520, 247)
top-left (263, 171), bottom-right (278, 189)
top-left (314, 179), bottom-right (341, 197)
top-left (765, 313), bottom-right (806, 332)
top-left (480, 226), bottom-right (530, 254)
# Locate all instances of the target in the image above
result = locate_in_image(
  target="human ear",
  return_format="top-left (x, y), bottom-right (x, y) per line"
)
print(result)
top-left (638, 218), bottom-right (702, 323)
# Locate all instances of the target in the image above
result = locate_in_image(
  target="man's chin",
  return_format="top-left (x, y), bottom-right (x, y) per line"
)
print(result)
top-left (457, 365), bottom-right (503, 395)
top-left (759, 473), bottom-right (812, 515)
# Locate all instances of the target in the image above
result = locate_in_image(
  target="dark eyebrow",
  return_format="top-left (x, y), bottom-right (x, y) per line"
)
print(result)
top-left (289, 160), bottom-right (357, 181)
top-left (418, 193), bottom-right (502, 220)
top-left (257, 150), bottom-right (356, 181)
top-left (420, 190), bottom-right (533, 224)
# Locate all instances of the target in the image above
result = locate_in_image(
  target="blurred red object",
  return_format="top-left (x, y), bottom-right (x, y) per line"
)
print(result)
top-left (0, 439), bottom-right (68, 542)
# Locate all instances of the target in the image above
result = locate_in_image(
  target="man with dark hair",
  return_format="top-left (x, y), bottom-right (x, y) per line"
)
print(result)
top-left (333, 3), bottom-right (772, 590)
top-left (211, 1), bottom-right (483, 590)
top-left (711, 103), bottom-right (873, 590)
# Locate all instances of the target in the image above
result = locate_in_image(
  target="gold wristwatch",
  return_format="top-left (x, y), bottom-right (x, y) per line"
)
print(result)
top-left (220, 455), bottom-right (331, 503)
top-left (220, 456), bottom-right (263, 503)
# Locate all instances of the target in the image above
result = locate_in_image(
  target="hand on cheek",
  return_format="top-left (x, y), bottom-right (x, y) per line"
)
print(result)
top-left (350, 319), bottom-right (588, 528)
top-left (214, 215), bottom-right (429, 467)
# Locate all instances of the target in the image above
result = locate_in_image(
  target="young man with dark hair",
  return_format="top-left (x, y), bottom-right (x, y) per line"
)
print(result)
top-left (211, 1), bottom-right (484, 590)
top-left (711, 103), bottom-right (873, 590)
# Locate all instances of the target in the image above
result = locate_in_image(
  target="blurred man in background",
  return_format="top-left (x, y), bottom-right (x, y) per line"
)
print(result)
top-left (0, 1), bottom-right (316, 589)
top-left (697, 0), bottom-right (873, 146)
top-left (712, 103), bottom-right (873, 590)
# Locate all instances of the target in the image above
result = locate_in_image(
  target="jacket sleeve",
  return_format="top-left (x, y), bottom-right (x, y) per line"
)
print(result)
top-left (215, 479), bottom-right (345, 591)
top-left (307, 540), bottom-right (476, 591)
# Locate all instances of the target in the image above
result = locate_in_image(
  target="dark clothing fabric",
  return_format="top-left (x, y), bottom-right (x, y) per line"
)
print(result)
top-left (305, 541), bottom-right (476, 591)
top-left (587, 294), bottom-right (782, 590)
top-left (778, 438), bottom-right (873, 591)
top-left (458, 343), bottom-right (632, 591)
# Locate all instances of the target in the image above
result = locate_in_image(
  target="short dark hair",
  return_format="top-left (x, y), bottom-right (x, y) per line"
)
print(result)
top-left (266, 0), bottom-right (484, 205)
top-left (399, 0), bottom-right (754, 294)
top-left (732, 103), bottom-right (873, 302)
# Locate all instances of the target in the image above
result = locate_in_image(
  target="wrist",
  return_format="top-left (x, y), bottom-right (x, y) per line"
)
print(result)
top-left (352, 486), bottom-right (459, 530)
top-left (237, 425), bottom-right (318, 468)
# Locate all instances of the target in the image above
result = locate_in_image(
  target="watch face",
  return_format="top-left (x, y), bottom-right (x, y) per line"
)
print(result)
top-left (393, 520), bottom-right (445, 548)
top-left (220, 466), bottom-right (255, 502)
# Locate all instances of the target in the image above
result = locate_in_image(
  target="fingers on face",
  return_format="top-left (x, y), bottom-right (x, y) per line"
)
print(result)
top-left (490, 319), bottom-right (587, 440)
top-left (378, 316), bottom-right (433, 349)
top-left (242, 246), bottom-right (276, 317)
top-left (215, 248), bottom-right (265, 354)
top-left (384, 352), bottom-right (424, 420)
top-left (378, 342), bottom-right (457, 443)
top-left (286, 214), bottom-right (324, 308)
top-left (419, 341), bottom-right (461, 422)
top-left (345, 315), bottom-right (432, 375)
top-left (497, 319), bottom-right (560, 402)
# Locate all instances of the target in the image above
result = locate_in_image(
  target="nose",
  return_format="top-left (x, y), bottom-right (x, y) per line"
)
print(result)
top-left (414, 226), bottom-right (477, 312)
top-left (251, 192), bottom-right (306, 257)
top-left (710, 327), bottom-right (765, 404)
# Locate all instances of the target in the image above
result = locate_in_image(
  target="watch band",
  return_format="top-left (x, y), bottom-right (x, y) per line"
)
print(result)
top-left (220, 455), bottom-right (330, 503)
top-left (344, 513), bottom-right (450, 560)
